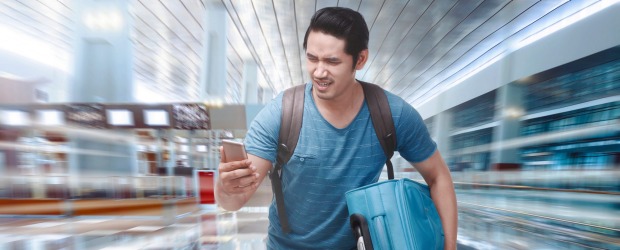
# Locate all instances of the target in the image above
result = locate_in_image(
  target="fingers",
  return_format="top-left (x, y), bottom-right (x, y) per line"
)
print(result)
top-left (231, 182), bottom-right (259, 193)
top-left (220, 159), bottom-right (253, 173)
top-left (221, 165), bottom-right (256, 179)
top-left (220, 169), bottom-right (260, 194)
top-left (231, 172), bottom-right (260, 188)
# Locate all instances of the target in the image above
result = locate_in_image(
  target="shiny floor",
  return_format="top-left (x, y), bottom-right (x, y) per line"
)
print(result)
top-left (1, 180), bottom-right (618, 250)
top-left (0, 183), bottom-right (274, 250)
top-left (0, 202), bottom-right (269, 250)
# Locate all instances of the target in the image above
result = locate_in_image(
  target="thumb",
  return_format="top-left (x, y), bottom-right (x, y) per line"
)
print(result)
top-left (219, 146), bottom-right (227, 163)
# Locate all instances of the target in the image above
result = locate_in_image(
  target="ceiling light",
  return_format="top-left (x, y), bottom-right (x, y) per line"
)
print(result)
top-left (1, 110), bottom-right (30, 126)
top-left (37, 110), bottom-right (65, 126)
top-left (84, 10), bottom-right (124, 32)
top-left (504, 107), bottom-right (525, 119)
top-left (204, 98), bottom-right (223, 108)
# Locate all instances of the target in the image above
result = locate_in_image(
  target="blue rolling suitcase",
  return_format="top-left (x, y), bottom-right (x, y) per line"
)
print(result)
top-left (346, 178), bottom-right (444, 250)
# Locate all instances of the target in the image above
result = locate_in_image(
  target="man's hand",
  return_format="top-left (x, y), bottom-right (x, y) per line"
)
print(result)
top-left (218, 146), bottom-right (260, 195)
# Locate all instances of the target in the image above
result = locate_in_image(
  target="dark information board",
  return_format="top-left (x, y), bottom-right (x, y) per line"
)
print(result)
top-left (172, 104), bottom-right (210, 130)
top-left (64, 103), bottom-right (106, 129)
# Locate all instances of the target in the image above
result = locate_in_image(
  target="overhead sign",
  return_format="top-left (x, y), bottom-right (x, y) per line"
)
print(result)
top-left (172, 104), bottom-right (210, 130)
top-left (64, 104), bottom-right (106, 129)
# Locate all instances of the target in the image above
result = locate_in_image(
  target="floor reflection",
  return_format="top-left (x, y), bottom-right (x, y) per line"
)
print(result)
top-left (0, 180), bottom-right (273, 250)
top-left (0, 206), bottom-right (270, 250)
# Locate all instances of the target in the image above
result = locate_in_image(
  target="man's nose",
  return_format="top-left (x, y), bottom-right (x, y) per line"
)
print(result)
top-left (313, 63), bottom-right (327, 78)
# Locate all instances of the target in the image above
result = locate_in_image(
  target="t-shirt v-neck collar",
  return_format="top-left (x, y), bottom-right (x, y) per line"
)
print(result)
top-left (307, 84), bottom-right (367, 133)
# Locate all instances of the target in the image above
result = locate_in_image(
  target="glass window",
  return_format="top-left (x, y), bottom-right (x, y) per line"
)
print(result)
top-left (451, 92), bottom-right (496, 129)
top-left (525, 59), bottom-right (620, 112)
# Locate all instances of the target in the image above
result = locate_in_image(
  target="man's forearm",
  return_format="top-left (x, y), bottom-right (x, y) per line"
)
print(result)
top-left (430, 177), bottom-right (458, 250)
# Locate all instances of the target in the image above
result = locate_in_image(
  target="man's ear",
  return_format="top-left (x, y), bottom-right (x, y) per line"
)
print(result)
top-left (355, 49), bottom-right (369, 70)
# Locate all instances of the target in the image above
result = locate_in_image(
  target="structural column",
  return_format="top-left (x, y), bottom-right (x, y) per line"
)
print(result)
top-left (491, 82), bottom-right (524, 169)
top-left (432, 110), bottom-right (453, 160)
top-left (261, 87), bottom-right (273, 104)
top-left (199, 0), bottom-right (228, 102)
top-left (242, 61), bottom-right (258, 104)
top-left (71, 0), bottom-right (134, 103)
top-left (166, 134), bottom-right (176, 174)
top-left (68, 0), bottom-right (137, 176)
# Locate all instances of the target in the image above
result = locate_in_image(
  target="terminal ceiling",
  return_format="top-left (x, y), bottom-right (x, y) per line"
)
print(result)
top-left (0, 0), bottom-right (604, 105)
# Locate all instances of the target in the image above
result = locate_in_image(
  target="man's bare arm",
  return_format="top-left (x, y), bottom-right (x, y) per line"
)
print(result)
top-left (411, 150), bottom-right (458, 250)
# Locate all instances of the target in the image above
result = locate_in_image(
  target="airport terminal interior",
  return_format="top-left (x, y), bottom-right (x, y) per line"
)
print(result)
top-left (0, 0), bottom-right (619, 249)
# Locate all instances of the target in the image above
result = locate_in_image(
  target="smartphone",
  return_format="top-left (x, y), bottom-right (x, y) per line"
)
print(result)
top-left (222, 139), bottom-right (248, 162)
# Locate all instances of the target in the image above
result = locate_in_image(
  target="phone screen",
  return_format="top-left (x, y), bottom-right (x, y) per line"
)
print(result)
top-left (222, 139), bottom-right (248, 162)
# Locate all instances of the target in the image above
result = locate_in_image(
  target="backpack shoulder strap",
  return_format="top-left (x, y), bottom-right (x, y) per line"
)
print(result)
top-left (360, 81), bottom-right (397, 179)
top-left (277, 84), bottom-right (305, 166)
top-left (270, 83), bottom-right (305, 234)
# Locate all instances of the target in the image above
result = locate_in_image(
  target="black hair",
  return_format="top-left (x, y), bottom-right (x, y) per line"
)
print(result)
top-left (303, 7), bottom-right (369, 67)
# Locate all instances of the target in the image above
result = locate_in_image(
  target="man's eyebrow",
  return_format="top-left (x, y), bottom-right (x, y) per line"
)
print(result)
top-left (306, 53), bottom-right (341, 62)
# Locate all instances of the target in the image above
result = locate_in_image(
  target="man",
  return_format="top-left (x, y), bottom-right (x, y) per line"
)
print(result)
top-left (216, 7), bottom-right (457, 249)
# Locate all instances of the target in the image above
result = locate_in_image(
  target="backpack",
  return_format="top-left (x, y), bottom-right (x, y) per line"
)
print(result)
top-left (268, 81), bottom-right (397, 234)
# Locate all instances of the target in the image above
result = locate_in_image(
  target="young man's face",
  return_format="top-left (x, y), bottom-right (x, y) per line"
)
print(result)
top-left (305, 31), bottom-right (367, 101)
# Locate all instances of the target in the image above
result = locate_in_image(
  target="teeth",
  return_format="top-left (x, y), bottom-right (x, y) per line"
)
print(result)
top-left (318, 82), bottom-right (328, 87)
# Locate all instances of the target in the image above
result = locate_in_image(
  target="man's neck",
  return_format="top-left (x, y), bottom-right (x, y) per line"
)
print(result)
top-left (312, 80), bottom-right (365, 128)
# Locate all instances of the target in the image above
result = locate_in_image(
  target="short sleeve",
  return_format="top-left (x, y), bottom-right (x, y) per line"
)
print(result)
top-left (244, 94), bottom-right (283, 163)
top-left (391, 95), bottom-right (437, 163)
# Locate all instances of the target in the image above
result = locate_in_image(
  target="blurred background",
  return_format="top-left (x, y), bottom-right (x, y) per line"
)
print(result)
top-left (0, 0), bottom-right (618, 249)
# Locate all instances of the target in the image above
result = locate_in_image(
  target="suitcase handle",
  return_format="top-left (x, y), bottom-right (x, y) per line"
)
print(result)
top-left (372, 215), bottom-right (392, 250)
top-left (350, 214), bottom-right (374, 250)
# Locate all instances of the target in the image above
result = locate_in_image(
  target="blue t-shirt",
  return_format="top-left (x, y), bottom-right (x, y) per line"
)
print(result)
top-left (244, 83), bottom-right (436, 249)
